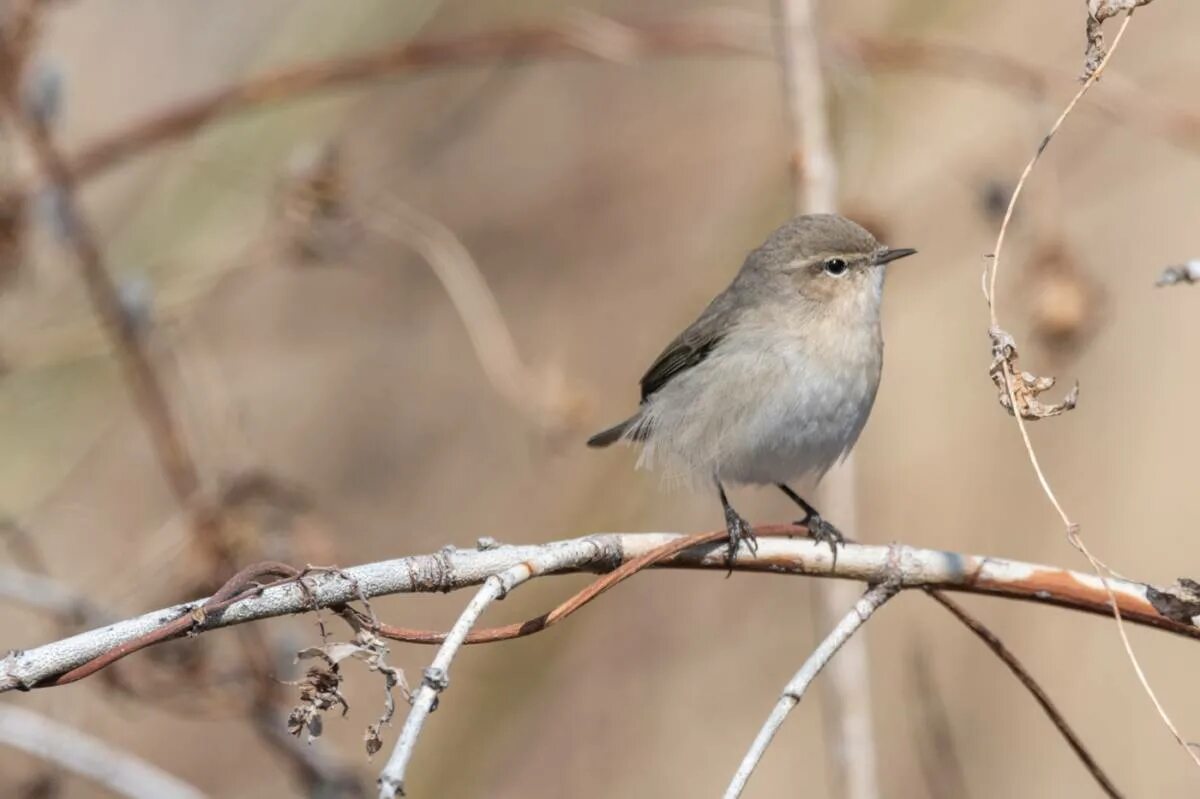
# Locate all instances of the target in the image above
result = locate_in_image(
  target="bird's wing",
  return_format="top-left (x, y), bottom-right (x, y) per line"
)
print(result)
top-left (638, 289), bottom-right (740, 402)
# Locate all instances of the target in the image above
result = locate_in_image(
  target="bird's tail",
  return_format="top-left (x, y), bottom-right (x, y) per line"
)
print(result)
top-left (586, 414), bottom-right (643, 448)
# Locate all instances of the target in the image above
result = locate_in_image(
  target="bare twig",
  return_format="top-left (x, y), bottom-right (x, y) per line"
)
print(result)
top-left (928, 590), bottom-right (1123, 798)
top-left (5, 530), bottom-right (1200, 694)
top-left (367, 199), bottom-right (588, 435)
top-left (982, 14), bottom-right (1137, 499)
top-left (2, 91), bottom-right (203, 522)
top-left (0, 565), bottom-right (111, 627)
top-left (724, 579), bottom-right (900, 799)
top-left (979, 5), bottom-right (1199, 768)
top-left (839, 38), bottom-right (1200, 155)
top-left (776, 0), bottom-right (836, 213)
top-left (775, 0), bottom-right (879, 795)
top-left (28, 12), bottom-right (771, 193)
top-left (375, 543), bottom-right (586, 796)
top-left (0, 704), bottom-right (205, 799)
top-left (0, 11), bottom-right (1190, 216)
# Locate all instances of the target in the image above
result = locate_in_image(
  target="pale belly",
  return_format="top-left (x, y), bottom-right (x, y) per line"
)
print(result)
top-left (638, 335), bottom-right (881, 487)
top-left (716, 354), bottom-right (878, 485)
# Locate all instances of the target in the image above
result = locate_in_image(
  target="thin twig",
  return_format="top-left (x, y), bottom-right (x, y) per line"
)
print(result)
top-left (775, 0), bottom-right (879, 795)
top-left (366, 199), bottom-right (587, 434)
top-left (0, 704), bottom-right (206, 799)
top-left (32, 13), bottom-right (772, 192)
top-left (1, 12), bottom-right (1192, 214)
top-left (2, 93), bottom-right (203, 518)
top-left (5, 530), bottom-right (1199, 694)
top-left (980, 7), bottom-right (1200, 769)
top-left (0, 565), bottom-right (111, 626)
top-left (375, 544), bottom-right (580, 797)
top-left (839, 37), bottom-right (1200, 155)
top-left (928, 590), bottom-right (1123, 798)
top-left (982, 15), bottom-right (1136, 519)
top-left (724, 579), bottom-right (901, 799)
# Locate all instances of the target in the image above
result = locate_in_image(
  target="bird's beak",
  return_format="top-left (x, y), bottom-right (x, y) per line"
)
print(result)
top-left (874, 247), bottom-right (917, 266)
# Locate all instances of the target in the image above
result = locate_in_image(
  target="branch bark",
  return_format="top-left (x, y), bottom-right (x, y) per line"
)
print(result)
top-left (375, 543), bottom-right (591, 797)
top-left (928, 590), bottom-right (1123, 797)
top-left (3, 530), bottom-right (1196, 694)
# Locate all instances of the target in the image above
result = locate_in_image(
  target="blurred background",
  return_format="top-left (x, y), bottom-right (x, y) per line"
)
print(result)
top-left (2, 0), bottom-right (1200, 796)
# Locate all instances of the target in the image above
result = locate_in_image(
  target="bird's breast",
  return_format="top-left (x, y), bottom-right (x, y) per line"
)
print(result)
top-left (711, 325), bottom-right (882, 485)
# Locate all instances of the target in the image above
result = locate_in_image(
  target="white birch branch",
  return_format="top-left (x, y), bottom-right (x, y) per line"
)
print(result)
top-left (1, 533), bottom-right (1193, 696)
top-left (375, 543), bottom-right (581, 797)
top-left (724, 580), bottom-right (900, 799)
top-left (0, 704), bottom-right (206, 799)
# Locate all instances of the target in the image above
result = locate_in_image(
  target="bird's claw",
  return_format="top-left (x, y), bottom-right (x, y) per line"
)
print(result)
top-left (723, 508), bottom-right (757, 575)
top-left (798, 513), bottom-right (844, 564)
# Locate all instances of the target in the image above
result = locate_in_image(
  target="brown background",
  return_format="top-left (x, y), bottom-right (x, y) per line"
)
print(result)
top-left (2, 0), bottom-right (1200, 796)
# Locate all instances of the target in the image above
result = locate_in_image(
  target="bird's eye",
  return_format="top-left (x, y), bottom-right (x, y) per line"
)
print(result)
top-left (823, 258), bottom-right (848, 276)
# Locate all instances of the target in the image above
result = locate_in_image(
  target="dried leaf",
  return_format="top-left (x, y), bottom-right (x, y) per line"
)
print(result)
top-left (1146, 578), bottom-right (1200, 626)
top-left (365, 724), bottom-right (383, 757)
top-left (290, 619), bottom-right (409, 756)
top-left (1083, 0), bottom-right (1155, 79)
top-left (286, 664), bottom-right (349, 744)
top-left (989, 327), bottom-right (1079, 420)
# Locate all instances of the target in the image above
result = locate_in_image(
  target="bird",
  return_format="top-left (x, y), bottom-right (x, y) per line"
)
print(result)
top-left (587, 213), bottom-right (916, 564)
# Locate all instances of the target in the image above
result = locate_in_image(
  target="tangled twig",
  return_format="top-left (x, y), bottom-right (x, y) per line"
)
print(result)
top-left (980, 3), bottom-right (1199, 770)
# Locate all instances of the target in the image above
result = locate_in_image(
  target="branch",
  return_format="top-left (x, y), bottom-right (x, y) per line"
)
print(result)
top-left (977, 3), bottom-right (1199, 768)
top-left (3, 530), bottom-right (1197, 695)
top-left (0, 12), bottom-right (1191, 212)
top-left (776, 0), bottom-right (836, 213)
top-left (39, 13), bottom-right (771, 190)
top-left (724, 579), bottom-right (901, 798)
top-left (365, 199), bottom-right (587, 436)
top-left (0, 564), bottom-right (111, 626)
top-left (375, 543), bottom-right (578, 797)
top-left (927, 591), bottom-right (1123, 797)
top-left (2, 92), bottom-right (203, 516)
top-left (840, 37), bottom-right (1200, 156)
top-left (0, 704), bottom-right (205, 799)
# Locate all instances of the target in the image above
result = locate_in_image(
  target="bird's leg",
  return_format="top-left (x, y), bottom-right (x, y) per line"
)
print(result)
top-left (716, 478), bottom-right (757, 574)
top-left (776, 483), bottom-right (844, 557)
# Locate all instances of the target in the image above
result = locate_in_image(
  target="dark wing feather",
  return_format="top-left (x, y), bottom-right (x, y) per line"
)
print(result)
top-left (639, 332), bottom-right (722, 401)
top-left (638, 284), bottom-right (743, 402)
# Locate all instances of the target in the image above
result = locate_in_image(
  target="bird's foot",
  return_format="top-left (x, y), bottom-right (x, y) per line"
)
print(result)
top-left (723, 507), bottom-right (758, 576)
top-left (798, 513), bottom-right (844, 564)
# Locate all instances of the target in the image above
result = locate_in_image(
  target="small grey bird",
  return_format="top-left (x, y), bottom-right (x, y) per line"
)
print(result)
top-left (588, 214), bottom-right (915, 561)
